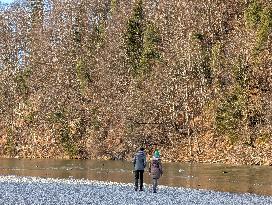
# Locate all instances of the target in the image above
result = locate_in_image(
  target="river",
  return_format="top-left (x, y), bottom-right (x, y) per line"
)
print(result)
top-left (0, 158), bottom-right (271, 196)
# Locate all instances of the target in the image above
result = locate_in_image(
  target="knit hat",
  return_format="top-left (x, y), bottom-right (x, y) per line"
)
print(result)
top-left (154, 149), bottom-right (160, 158)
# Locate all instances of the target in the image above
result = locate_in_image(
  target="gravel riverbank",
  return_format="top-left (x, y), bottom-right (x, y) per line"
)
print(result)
top-left (0, 175), bottom-right (271, 205)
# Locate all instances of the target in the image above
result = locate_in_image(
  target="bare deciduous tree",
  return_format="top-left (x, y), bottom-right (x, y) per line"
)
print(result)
top-left (0, 0), bottom-right (271, 165)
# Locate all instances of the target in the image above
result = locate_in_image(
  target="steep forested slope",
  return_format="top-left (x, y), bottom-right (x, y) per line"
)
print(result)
top-left (0, 0), bottom-right (271, 165)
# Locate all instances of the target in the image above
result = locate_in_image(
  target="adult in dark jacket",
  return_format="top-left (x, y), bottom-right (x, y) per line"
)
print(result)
top-left (133, 147), bottom-right (146, 191)
top-left (148, 150), bottom-right (163, 193)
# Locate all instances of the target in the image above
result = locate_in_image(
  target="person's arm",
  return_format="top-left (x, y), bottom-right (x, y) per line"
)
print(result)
top-left (159, 161), bottom-right (163, 176)
top-left (143, 155), bottom-right (147, 168)
top-left (133, 155), bottom-right (136, 168)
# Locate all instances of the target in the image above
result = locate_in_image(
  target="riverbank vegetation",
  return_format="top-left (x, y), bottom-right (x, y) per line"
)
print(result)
top-left (0, 0), bottom-right (271, 165)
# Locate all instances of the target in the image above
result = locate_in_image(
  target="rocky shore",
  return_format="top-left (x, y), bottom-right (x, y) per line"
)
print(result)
top-left (0, 175), bottom-right (271, 205)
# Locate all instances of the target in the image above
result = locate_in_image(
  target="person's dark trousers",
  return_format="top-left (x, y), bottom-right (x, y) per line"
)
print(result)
top-left (152, 178), bottom-right (158, 193)
top-left (134, 170), bottom-right (144, 191)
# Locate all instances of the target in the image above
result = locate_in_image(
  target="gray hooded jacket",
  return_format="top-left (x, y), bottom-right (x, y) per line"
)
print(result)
top-left (133, 150), bottom-right (146, 171)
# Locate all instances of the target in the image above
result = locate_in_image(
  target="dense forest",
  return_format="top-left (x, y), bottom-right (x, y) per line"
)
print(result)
top-left (0, 0), bottom-right (271, 165)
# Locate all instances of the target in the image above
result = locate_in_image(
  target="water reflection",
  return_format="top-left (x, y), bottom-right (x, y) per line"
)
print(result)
top-left (0, 158), bottom-right (271, 196)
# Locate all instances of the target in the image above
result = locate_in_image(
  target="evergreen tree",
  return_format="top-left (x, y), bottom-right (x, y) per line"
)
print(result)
top-left (140, 22), bottom-right (161, 73)
top-left (125, 0), bottom-right (144, 76)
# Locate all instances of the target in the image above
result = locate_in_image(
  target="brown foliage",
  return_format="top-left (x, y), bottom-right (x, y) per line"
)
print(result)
top-left (0, 0), bottom-right (271, 165)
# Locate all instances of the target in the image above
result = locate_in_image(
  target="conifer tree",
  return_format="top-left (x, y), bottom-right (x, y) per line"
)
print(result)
top-left (125, 0), bottom-right (144, 76)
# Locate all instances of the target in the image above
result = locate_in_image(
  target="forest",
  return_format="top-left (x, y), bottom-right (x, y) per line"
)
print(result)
top-left (0, 0), bottom-right (271, 165)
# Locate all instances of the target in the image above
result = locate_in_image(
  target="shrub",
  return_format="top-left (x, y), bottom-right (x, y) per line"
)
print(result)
top-left (245, 0), bottom-right (272, 50)
top-left (232, 57), bottom-right (249, 88)
top-left (76, 59), bottom-right (90, 91)
top-left (245, 0), bottom-right (263, 28)
top-left (215, 86), bottom-right (247, 144)
top-left (4, 128), bottom-right (16, 156)
top-left (14, 69), bottom-right (31, 96)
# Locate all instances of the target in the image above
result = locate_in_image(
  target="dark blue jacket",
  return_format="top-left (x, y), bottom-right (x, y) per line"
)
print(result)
top-left (133, 150), bottom-right (146, 171)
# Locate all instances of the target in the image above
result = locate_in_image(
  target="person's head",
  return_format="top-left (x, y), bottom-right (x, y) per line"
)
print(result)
top-left (154, 149), bottom-right (160, 158)
top-left (140, 147), bottom-right (145, 151)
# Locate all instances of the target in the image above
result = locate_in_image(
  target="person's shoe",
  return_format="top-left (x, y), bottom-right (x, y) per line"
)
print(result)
top-left (153, 191), bottom-right (157, 193)
top-left (134, 188), bottom-right (138, 191)
top-left (139, 188), bottom-right (143, 191)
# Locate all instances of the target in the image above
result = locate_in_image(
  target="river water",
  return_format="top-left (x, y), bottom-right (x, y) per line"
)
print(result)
top-left (0, 158), bottom-right (271, 196)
